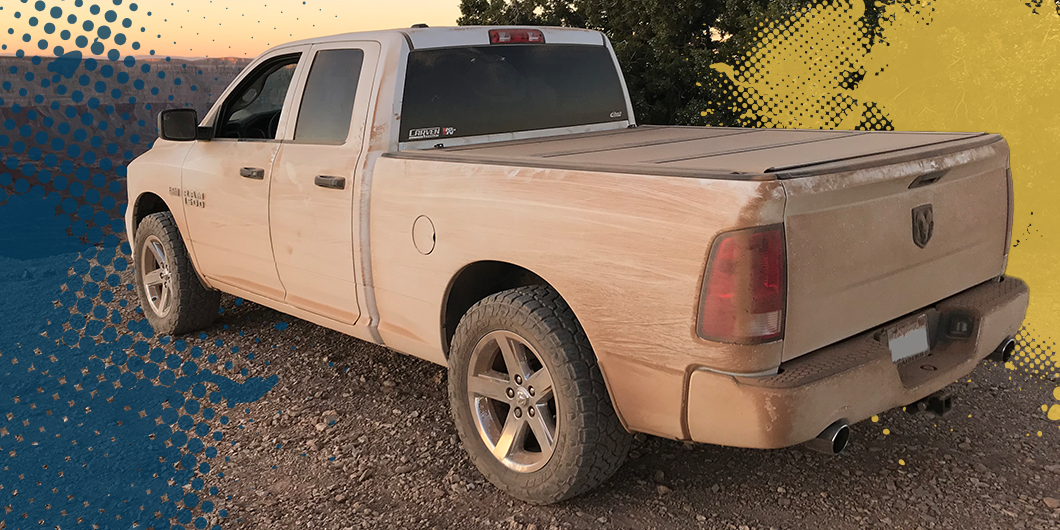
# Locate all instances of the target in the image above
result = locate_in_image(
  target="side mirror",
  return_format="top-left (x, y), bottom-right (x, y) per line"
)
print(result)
top-left (158, 109), bottom-right (200, 142)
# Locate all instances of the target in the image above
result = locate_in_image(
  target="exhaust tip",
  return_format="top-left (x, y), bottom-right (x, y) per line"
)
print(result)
top-left (804, 419), bottom-right (850, 455)
top-left (830, 423), bottom-right (851, 454)
top-left (988, 337), bottom-right (1016, 363)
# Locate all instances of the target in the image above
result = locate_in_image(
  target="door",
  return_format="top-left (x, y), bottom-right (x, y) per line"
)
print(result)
top-left (269, 42), bottom-right (380, 323)
top-left (181, 48), bottom-right (309, 300)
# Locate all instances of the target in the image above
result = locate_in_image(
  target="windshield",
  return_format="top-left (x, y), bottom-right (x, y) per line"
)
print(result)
top-left (399, 44), bottom-right (628, 143)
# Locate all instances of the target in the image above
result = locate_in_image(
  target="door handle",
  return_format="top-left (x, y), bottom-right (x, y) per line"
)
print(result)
top-left (240, 167), bottom-right (265, 180)
top-left (314, 175), bottom-right (346, 190)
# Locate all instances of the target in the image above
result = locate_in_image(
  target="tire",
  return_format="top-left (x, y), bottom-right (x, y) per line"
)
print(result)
top-left (448, 285), bottom-right (632, 504)
top-left (132, 212), bottom-right (221, 335)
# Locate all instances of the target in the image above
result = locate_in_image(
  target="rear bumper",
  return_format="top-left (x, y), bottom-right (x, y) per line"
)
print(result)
top-left (685, 275), bottom-right (1029, 449)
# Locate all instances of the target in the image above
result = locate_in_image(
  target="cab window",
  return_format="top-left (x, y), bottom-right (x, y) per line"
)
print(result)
top-left (216, 54), bottom-right (301, 140)
top-left (294, 49), bottom-right (365, 144)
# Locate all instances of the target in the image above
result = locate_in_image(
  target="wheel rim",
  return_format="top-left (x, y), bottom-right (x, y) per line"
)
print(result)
top-left (467, 330), bottom-right (558, 473)
top-left (140, 235), bottom-right (173, 317)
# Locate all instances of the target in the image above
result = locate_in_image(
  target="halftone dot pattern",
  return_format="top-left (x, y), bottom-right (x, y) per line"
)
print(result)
top-left (1014, 325), bottom-right (1059, 380)
top-left (1, 2), bottom-right (189, 237)
top-left (0, 235), bottom-right (285, 528)
top-left (1049, 386), bottom-right (1060, 423)
top-left (710, 0), bottom-right (1059, 432)
top-left (3, 0), bottom-right (377, 59)
top-left (853, 101), bottom-right (894, 132)
top-left (1, 4), bottom-right (1057, 527)
top-left (1012, 325), bottom-right (1060, 429)
top-left (709, 0), bottom-right (902, 131)
top-left (0, 2), bottom-right (284, 529)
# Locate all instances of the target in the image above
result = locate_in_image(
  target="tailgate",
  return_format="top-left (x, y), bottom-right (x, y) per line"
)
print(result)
top-left (780, 135), bottom-right (1010, 361)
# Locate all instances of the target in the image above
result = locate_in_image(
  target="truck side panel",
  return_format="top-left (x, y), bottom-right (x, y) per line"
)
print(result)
top-left (368, 157), bottom-right (786, 439)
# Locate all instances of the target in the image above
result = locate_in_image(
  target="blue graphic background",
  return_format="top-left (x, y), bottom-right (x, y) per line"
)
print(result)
top-left (0, 2), bottom-right (278, 528)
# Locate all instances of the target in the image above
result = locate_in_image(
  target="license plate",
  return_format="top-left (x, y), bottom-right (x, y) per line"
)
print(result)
top-left (887, 314), bottom-right (930, 363)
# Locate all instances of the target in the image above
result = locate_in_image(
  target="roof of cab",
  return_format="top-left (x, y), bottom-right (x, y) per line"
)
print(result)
top-left (273, 25), bottom-right (607, 51)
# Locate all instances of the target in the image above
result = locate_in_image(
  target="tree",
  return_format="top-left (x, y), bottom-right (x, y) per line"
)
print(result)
top-left (456, 0), bottom-right (585, 26)
top-left (456, 0), bottom-right (902, 126)
top-left (458, 0), bottom-right (728, 125)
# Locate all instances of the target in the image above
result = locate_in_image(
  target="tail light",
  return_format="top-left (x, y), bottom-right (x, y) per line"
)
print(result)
top-left (489, 29), bottom-right (546, 44)
top-left (697, 225), bottom-right (786, 344)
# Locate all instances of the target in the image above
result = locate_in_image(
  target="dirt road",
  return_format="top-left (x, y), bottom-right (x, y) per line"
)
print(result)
top-left (121, 288), bottom-right (1060, 530)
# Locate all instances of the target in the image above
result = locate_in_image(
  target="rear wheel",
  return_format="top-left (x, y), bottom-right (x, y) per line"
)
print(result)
top-left (448, 286), bottom-right (631, 504)
top-left (133, 212), bottom-right (220, 335)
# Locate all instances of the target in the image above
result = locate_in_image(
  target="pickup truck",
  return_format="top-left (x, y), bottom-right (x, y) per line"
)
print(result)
top-left (126, 26), bottom-right (1029, 504)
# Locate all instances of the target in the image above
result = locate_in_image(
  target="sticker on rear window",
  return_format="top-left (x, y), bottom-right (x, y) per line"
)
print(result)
top-left (409, 127), bottom-right (442, 140)
top-left (408, 126), bottom-right (458, 141)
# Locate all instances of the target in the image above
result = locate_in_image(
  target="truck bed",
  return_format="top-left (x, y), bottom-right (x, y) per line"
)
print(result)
top-left (388, 125), bottom-right (998, 180)
top-left (386, 125), bottom-right (1011, 365)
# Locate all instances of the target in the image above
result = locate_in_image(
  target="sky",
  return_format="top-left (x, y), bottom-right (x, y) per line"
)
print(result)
top-left (1, 0), bottom-right (464, 58)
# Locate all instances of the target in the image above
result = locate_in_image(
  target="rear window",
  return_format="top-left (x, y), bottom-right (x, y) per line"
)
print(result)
top-left (399, 44), bottom-right (628, 142)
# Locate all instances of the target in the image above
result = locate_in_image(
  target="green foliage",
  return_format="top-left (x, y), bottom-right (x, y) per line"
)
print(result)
top-left (457, 0), bottom-right (907, 126)
top-left (456, 0), bottom-right (584, 26)
top-left (458, 0), bottom-right (729, 125)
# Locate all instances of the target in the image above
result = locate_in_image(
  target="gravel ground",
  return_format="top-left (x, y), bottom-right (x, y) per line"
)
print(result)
top-left (9, 251), bottom-right (1059, 530)
top-left (118, 284), bottom-right (1060, 530)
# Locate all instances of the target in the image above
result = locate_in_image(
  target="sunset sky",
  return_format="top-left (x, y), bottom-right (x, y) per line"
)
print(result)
top-left (1, 1), bottom-right (463, 58)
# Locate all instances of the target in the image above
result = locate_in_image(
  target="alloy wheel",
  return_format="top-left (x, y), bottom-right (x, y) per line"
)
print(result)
top-left (467, 330), bottom-right (558, 473)
top-left (140, 235), bottom-right (173, 317)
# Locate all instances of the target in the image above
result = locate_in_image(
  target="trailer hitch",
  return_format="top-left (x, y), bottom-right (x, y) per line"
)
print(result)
top-left (905, 392), bottom-right (953, 417)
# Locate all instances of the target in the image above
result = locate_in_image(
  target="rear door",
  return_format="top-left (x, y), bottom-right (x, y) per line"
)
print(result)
top-left (780, 136), bottom-right (1011, 360)
top-left (268, 41), bottom-right (380, 324)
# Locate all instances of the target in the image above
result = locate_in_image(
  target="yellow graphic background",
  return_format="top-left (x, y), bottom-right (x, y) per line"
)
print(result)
top-left (711, 0), bottom-right (1059, 394)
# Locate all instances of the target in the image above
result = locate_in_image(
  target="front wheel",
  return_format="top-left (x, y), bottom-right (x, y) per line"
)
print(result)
top-left (448, 286), bottom-right (632, 504)
top-left (133, 212), bottom-right (221, 335)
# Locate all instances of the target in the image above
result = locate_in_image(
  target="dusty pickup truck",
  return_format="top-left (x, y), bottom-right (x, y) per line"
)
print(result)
top-left (126, 26), bottom-right (1029, 503)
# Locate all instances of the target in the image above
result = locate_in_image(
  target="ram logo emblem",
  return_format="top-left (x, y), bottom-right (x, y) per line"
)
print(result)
top-left (912, 204), bottom-right (934, 248)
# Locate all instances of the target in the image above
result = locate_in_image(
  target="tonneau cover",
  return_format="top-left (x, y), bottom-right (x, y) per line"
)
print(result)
top-left (387, 126), bottom-right (995, 179)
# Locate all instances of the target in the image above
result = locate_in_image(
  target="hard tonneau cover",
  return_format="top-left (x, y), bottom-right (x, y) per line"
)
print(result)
top-left (387, 126), bottom-right (998, 180)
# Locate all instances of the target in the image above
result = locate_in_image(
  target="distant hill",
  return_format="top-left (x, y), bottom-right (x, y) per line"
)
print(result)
top-left (1, 55), bottom-right (252, 221)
